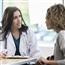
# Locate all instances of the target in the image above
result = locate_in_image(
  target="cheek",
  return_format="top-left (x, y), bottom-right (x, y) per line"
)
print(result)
top-left (12, 20), bottom-right (17, 26)
top-left (46, 21), bottom-right (49, 26)
top-left (13, 19), bottom-right (18, 23)
top-left (46, 21), bottom-right (51, 29)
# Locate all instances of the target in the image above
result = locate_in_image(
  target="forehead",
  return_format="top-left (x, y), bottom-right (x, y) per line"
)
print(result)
top-left (13, 10), bottom-right (20, 17)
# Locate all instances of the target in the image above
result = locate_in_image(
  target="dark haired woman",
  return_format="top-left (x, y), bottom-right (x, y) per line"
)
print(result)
top-left (0, 7), bottom-right (40, 64)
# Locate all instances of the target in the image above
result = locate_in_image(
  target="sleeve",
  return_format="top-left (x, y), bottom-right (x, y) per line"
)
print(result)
top-left (0, 33), bottom-right (8, 54)
top-left (0, 40), bottom-right (5, 52)
top-left (0, 40), bottom-right (7, 55)
top-left (27, 28), bottom-right (41, 59)
top-left (54, 31), bottom-right (65, 65)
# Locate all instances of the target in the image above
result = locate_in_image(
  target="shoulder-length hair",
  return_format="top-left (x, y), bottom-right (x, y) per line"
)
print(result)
top-left (1, 7), bottom-right (28, 39)
top-left (46, 4), bottom-right (65, 32)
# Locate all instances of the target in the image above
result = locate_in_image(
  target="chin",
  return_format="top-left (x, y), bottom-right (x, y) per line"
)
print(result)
top-left (47, 26), bottom-right (51, 29)
top-left (47, 27), bottom-right (50, 29)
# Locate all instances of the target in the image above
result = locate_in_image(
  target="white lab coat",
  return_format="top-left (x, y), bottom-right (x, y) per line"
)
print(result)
top-left (0, 28), bottom-right (40, 59)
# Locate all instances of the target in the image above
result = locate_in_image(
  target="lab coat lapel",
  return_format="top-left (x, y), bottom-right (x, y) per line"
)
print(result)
top-left (7, 32), bottom-right (15, 48)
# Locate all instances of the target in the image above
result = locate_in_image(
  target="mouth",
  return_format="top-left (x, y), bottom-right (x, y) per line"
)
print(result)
top-left (17, 24), bottom-right (21, 28)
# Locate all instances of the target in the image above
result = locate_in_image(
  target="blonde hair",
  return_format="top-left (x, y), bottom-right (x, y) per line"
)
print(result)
top-left (46, 4), bottom-right (65, 32)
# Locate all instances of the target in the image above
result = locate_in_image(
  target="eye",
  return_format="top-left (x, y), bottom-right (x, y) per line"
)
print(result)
top-left (13, 16), bottom-right (17, 19)
top-left (13, 15), bottom-right (21, 19)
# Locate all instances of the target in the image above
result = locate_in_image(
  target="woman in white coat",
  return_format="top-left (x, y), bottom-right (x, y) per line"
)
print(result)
top-left (0, 7), bottom-right (40, 61)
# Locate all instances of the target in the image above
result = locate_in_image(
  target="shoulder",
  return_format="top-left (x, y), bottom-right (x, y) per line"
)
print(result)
top-left (58, 30), bottom-right (65, 38)
top-left (21, 25), bottom-right (28, 32)
top-left (27, 27), bottom-right (35, 36)
top-left (57, 30), bottom-right (65, 48)
top-left (25, 27), bottom-right (36, 40)
top-left (57, 30), bottom-right (65, 42)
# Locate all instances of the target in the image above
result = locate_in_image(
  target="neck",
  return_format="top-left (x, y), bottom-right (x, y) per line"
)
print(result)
top-left (11, 26), bottom-right (19, 33)
top-left (11, 28), bottom-right (20, 39)
top-left (11, 27), bottom-right (19, 35)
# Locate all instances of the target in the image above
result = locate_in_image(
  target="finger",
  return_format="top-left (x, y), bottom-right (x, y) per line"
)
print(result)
top-left (39, 60), bottom-right (45, 65)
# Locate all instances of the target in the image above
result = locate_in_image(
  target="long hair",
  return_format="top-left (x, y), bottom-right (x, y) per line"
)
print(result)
top-left (1, 7), bottom-right (28, 39)
top-left (46, 4), bottom-right (65, 32)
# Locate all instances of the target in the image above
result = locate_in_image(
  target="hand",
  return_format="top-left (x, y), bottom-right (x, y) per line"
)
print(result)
top-left (0, 50), bottom-right (7, 59)
top-left (35, 57), bottom-right (46, 65)
top-left (36, 57), bottom-right (48, 65)
top-left (0, 53), bottom-right (6, 58)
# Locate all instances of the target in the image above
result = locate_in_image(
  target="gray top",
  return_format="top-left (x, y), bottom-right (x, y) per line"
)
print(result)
top-left (54, 30), bottom-right (65, 65)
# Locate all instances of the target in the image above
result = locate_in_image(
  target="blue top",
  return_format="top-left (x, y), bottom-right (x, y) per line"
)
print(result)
top-left (13, 36), bottom-right (21, 56)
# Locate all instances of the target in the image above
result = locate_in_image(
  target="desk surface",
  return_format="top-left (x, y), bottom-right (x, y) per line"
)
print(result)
top-left (0, 58), bottom-right (36, 65)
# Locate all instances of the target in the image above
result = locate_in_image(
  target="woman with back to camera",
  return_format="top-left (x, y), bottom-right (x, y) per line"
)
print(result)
top-left (37, 4), bottom-right (65, 65)
top-left (0, 7), bottom-right (41, 63)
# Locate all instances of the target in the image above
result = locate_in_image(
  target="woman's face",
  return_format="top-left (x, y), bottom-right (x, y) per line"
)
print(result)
top-left (12, 10), bottom-right (22, 29)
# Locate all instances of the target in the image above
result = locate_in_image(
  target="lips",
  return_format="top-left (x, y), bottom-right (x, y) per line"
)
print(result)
top-left (17, 24), bottom-right (21, 28)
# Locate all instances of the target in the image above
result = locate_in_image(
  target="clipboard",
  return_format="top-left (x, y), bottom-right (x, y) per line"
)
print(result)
top-left (5, 56), bottom-right (29, 59)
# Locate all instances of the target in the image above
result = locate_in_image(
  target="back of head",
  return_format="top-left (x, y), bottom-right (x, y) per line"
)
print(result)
top-left (46, 4), bottom-right (65, 32)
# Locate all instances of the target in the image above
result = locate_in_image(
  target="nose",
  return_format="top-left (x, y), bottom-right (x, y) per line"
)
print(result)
top-left (17, 17), bottom-right (21, 22)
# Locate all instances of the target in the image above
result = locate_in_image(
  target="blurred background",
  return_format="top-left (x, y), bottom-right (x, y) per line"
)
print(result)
top-left (0, 0), bottom-right (64, 58)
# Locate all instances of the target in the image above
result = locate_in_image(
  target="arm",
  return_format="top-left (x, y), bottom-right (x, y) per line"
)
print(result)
top-left (37, 31), bottom-right (65, 65)
top-left (0, 40), bottom-right (7, 58)
top-left (36, 57), bottom-right (58, 65)
top-left (42, 59), bottom-right (58, 65)
top-left (54, 31), bottom-right (65, 65)
top-left (41, 59), bottom-right (65, 65)
top-left (27, 28), bottom-right (41, 59)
